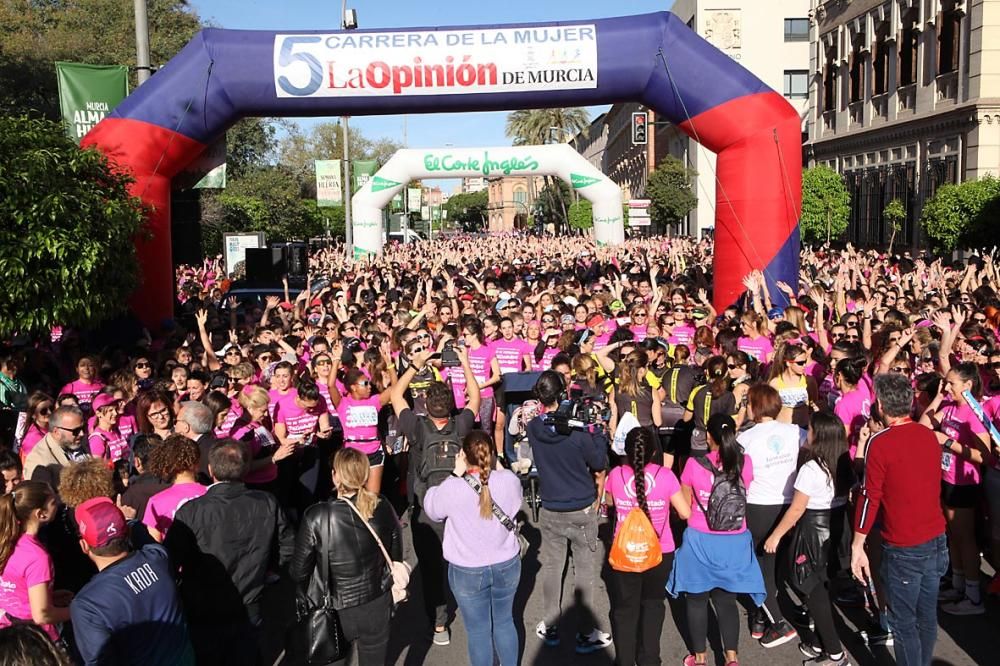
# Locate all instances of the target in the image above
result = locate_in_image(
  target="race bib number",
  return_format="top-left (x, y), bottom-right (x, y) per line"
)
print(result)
top-left (345, 405), bottom-right (379, 428)
top-left (941, 451), bottom-right (954, 473)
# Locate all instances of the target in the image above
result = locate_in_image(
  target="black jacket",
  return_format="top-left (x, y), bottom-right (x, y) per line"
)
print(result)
top-left (164, 482), bottom-right (294, 623)
top-left (289, 495), bottom-right (402, 611)
top-left (527, 416), bottom-right (608, 511)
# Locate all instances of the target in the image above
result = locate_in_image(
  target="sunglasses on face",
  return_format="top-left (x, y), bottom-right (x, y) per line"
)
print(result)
top-left (325, 325), bottom-right (338, 331)
top-left (727, 364), bottom-right (744, 370)
top-left (38, 407), bottom-right (52, 416)
top-left (343, 325), bottom-right (357, 332)
top-left (974, 316), bottom-right (987, 323)
top-left (354, 380), bottom-right (370, 388)
top-left (791, 359), bottom-right (808, 366)
top-left (225, 350), bottom-right (241, 356)
top-left (845, 335), bottom-right (859, 341)
top-left (417, 333), bottom-right (431, 339)
top-left (315, 359), bottom-right (332, 366)
top-left (135, 362), bottom-right (150, 369)
top-left (409, 346), bottom-right (425, 354)
top-left (57, 425), bottom-right (85, 436)
top-left (890, 366), bottom-right (909, 373)
top-left (149, 409), bottom-right (170, 419)
top-left (258, 355), bottom-right (272, 362)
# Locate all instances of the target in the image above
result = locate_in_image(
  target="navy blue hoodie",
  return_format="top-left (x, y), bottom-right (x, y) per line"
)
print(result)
top-left (527, 416), bottom-right (609, 511)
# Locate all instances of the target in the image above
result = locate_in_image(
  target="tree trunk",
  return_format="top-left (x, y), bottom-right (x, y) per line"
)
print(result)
top-left (888, 225), bottom-right (897, 255)
top-left (826, 207), bottom-right (832, 245)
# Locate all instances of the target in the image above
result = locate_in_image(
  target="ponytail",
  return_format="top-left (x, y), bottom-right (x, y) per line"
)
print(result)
top-left (462, 431), bottom-right (496, 519)
top-left (707, 414), bottom-right (742, 483)
top-left (0, 481), bottom-right (55, 574)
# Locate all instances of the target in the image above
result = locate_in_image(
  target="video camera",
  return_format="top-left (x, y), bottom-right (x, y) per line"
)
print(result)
top-left (544, 394), bottom-right (611, 435)
top-left (440, 339), bottom-right (463, 368)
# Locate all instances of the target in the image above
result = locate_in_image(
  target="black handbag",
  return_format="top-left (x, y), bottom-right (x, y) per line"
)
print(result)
top-left (285, 510), bottom-right (346, 665)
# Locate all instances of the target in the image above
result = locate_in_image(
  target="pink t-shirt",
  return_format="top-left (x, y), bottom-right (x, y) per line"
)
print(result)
top-left (60, 380), bottom-right (104, 413)
top-left (232, 421), bottom-right (279, 484)
top-left (669, 325), bottom-right (696, 347)
top-left (593, 332), bottom-right (613, 351)
top-left (939, 399), bottom-right (986, 486)
top-left (681, 450), bottom-right (755, 534)
top-left (835, 388), bottom-right (871, 458)
top-left (88, 426), bottom-right (129, 462)
top-left (0, 534), bottom-right (57, 640)
top-left (530, 346), bottom-right (560, 372)
top-left (142, 482), bottom-right (206, 536)
top-left (467, 344), bottom-right (497, 399)
top-left (630, 325), bottom-right (648, 342)
top-left (278, 398), bottom-right (328, 446)
top-left (316, 380), bottom-right (336, 414)
top-left (335, 395), bottom-right (381, 454)
top-left (118, 414), bottom-right (137, 440)
top-left (268, 388), bottom-right (295, 421)
top-left (18, 425), bottom-right (45, 460)
top-left (737, 336), bottom-right (773, 363)
top-left (214, 403), bottom-right (243, 439)
top-left (606, 463), bottom-right (682, 553)
top-left (491, 338), bottom-right (530, 375)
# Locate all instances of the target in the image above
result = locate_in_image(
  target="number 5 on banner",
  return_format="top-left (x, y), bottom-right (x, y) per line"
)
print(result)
top-left (277, 36), bottom-right (323, 96)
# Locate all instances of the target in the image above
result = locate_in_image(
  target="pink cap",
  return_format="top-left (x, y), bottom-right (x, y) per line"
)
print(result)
top-left (76, 497), bottom-right (127, 548)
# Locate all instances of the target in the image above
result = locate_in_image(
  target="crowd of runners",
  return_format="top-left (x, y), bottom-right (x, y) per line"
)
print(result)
top-left (0, 232), bottom-right (997, 666)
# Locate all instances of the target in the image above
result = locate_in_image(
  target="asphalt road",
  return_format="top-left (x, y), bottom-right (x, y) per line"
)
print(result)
top-left (263, 509), bottom-right (991, 666)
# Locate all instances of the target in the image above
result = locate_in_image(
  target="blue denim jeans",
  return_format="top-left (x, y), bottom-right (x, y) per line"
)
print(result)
top-left (881, 533), bottom-right (949, 666)
top-left (448, 555), bottom-right (521, 666)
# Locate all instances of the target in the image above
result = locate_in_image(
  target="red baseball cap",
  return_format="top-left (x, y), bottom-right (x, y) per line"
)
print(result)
top-left (586, 313), bottom-right (605, 328)
top-left (76, 497), bottom-right (127, 548)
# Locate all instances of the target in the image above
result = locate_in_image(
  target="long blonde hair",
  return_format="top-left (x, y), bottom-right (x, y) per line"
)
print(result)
top-left (333, 448), bottom-right (378, 519)
top-left (463, 430), bottom-right (496, 519)
top-left (618, 349), bottom-right (650, 398)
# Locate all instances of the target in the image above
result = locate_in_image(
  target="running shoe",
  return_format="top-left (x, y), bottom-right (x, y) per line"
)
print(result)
top-left (798, 642), bottom-right (823, 659)
top-left (575, 629), bottom-right (612, 654)
top-left (749, 608), bottom-right (767, 639)
top-left (940, 598), bottom-right (985, 616)
top-left (535, 621), bottom-right (559, 647)
top-left (808, 655), bottom-right (850, 666)
top-left (760, 620), bottom-right (797, 648)
top-left (432, 627), bottom-right (450, 646)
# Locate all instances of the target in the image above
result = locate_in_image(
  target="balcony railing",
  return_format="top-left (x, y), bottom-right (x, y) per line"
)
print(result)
top-left (822, 110), bottom-right (836, 134)
top-left (936, 71), bottom-right (958, 104)
top-left (897, 83), bottom-right (916, 113)
top-left (849, 100), bottom-right (864, 127)
top-left (871, 92), bottom-right (889, 120)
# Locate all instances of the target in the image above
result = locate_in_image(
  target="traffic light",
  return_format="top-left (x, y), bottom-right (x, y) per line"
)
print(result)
top-left (631, 111), bottom-right (648, 145)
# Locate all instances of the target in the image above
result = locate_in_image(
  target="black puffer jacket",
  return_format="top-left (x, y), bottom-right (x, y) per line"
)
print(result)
top-left (290, 495), bottom-right (402, 610)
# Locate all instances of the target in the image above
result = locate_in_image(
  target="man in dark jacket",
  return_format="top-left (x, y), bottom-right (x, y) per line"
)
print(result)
top-left (165, 439), bottom-right (294, 665)
top-left (527, 370), bottom-right (611, 654)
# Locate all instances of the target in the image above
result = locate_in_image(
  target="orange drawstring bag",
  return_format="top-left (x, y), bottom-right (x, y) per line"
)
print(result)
top-left (608, 508), bottom-right (662, 573)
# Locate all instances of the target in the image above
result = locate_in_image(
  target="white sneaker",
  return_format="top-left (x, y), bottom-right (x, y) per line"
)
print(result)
top-left (940, 598), bottom-right (985, 616)
top-left (575, 629), bottom-right (612, 653)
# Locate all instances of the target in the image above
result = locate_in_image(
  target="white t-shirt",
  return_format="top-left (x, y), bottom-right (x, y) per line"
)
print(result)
top-left (793, 460), bottom-right (847, 510)
top-left (737, 420), bottom-right (804, 505)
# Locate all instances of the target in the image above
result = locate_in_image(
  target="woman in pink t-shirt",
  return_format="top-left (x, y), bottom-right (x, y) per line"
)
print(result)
top-left (832, 356), bottom-right (871, 459)
top-left (143, 436), bottom-right (207, 542)
top-left (59, 355), bottom-right (104, 415)
top-left (18, 392), bottom-right (52, 464)
top-left (87, 394), bottom-right (128, 463)
top-left (605, 428), bottom-right (689, 666)
top-left (921, 363), bottom-right (990, 612)
top-left (737, 313), bottom-right (774, 364)
top-left (230, 385), bottom-right (295, 491)
top-left (329, 362), bottom-right (392, 494)
top-left (668, 414), bottom-right (763, 666)
top-left (0, 481), bottom-right (70, 640)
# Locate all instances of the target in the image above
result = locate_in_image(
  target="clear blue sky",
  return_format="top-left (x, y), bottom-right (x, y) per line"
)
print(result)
top-left (188, 0), bottom-right (674, 191)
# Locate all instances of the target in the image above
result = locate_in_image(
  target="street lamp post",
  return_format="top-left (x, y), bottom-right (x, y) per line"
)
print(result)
top-left (133, 0), bottom-right (152, 85)
top-left (341, 2), bottom-right (357, 259)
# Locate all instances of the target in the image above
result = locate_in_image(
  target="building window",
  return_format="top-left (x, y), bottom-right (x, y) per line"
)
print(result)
top-left (784, 18), bottom-right (809, 42)
top-left (822, 41), bottom-right (837, 111)
top-left (783, 70), bottom-right (808, 99)
top-left (938, 6), bottom-right (961, 75)
top-left (873, 26), bottom-right (890, 95)
top-left (513, 189), bottom-right (527, 205)
top-left (898, 13), bottom-right (919, 86)
top-left (849, 35), bottom-right (865, 103)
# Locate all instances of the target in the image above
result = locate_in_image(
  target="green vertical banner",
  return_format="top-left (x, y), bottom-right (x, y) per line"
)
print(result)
top-left (315, 160), bottom-right (343, 206)
top-left (391, 192), bottom-right (404, 211)
top-left (352, 160), bottom-right (378, 192)
top-left (55, 62), bottom-right (129, 144)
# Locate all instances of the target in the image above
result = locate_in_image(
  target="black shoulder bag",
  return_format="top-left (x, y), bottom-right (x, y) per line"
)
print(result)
top-left (285, 507), bottom-right (346, 665)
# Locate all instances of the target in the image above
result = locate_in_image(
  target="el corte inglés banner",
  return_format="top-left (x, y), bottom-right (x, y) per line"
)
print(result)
top-left (273, 25), bottom-right (598, 98)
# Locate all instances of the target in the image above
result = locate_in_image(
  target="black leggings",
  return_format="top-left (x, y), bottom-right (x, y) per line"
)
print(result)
top-left (747, 503), bottom-right (788, 623)
top-left (686, 589), bottom-right (740, 653)
top-left (805, 582), bottom-right (843, 656)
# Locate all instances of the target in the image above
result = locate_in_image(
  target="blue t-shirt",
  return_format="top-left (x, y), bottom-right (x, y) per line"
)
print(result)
top-left (70, 544), bottom-right (194, 666)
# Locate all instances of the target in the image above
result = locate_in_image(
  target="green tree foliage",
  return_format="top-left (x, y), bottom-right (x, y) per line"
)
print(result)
top-left (445, 190), bottom-right (488, 231)
top-left (504, 107), bottom-right (590, 146)
top-left (278, 121), bottom-right (404, 193)
top-left (883, 199), bottom-right (906, 254)
top-left (568, 199), bottom-right (593, 230)
top-left (920, 176), bottom-right (1000, 254)
top-left (646, 156), bottom-right (697, 230)
top-left (0, 0), bottom-right (202, 118)
top-left (0, 116), bottom-right (144, 335)
top-left (800, 166), bottom-right (851, 245)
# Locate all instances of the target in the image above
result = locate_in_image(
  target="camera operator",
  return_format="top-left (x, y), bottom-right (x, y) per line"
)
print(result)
top-left (528, 370), bottom-right (611, 654)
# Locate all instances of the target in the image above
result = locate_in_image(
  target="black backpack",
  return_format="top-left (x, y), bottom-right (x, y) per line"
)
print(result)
top-left (415, 415), bottom-right (461, 498)
top-left (692, 455), bottom-right (747, 532)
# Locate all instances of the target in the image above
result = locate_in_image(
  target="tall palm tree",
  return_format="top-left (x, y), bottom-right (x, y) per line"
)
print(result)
top-left (505, 107), bottom-right (590, 231)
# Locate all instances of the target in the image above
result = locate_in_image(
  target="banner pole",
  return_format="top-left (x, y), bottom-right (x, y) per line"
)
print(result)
top-left (133, 0), bottom-right (152, 85)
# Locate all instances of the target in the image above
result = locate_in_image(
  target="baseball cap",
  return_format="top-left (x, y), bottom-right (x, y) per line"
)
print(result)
top-left (586, 313), bottom-right (606, 328)
top-left (495, 299), bottom-right (512, 313)
top-left (767, 307), bottom-right (785, 320)
top-left (560, 314), bottom-right (575, 326)
top-left (563, 296), bottom-right (579, 308)
top-left (91, 393), bottom-right (122, 412)
top-left (610, 300), bottom-right (626, 314)
top-left (76, 497), bottom-right (127, 548)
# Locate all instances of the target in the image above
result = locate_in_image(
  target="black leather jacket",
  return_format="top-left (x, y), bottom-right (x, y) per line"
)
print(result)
top-left (290, 495), bottom-right (403, 610)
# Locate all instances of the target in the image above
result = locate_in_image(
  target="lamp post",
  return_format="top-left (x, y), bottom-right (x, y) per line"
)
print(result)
top-left (134, 0), bottom-right (152, 85)
top-left (341, 3), bottom-right (357, 259)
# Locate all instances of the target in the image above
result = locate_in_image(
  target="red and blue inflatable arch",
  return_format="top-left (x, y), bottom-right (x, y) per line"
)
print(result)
top-left (83, 11), bottom-right (801, 328)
